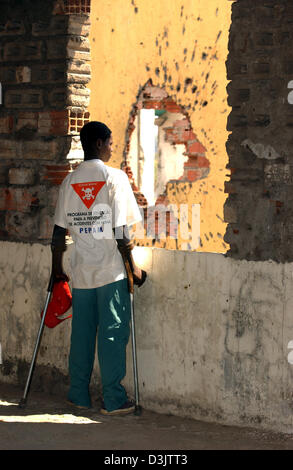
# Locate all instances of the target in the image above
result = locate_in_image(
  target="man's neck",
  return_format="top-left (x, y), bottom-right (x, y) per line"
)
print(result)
top-left (84, 154), bottom-right (101, 161)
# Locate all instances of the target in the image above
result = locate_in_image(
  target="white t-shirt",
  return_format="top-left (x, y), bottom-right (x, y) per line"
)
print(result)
top-left (54, 159), bottom-right (142, 289)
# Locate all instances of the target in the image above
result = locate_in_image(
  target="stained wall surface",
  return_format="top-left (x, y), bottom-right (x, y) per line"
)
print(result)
top-left (225, 0), bottom-right (293, 262)
top-left (88, 0), bottom-right (232, 253)
top-left (1, 242), bottom-right (293, 434)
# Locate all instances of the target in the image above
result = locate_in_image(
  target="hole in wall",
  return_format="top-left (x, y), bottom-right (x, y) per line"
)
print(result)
top-left (122, 80), bottom-right (210, 248)
top-left (128, 108), bottom-right (188, 207)
top-left (123, 80), bottom-right (210, 207)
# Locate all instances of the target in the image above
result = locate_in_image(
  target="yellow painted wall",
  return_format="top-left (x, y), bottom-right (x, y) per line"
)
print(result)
top-left (88, 0), bottom-right (232, 253)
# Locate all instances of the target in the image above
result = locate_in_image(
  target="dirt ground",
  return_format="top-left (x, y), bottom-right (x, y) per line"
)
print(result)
top-left (0, 383), bottom-right (293, 452)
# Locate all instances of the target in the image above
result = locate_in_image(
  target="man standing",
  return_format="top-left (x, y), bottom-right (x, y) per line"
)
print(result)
top-left (51, 121), bottom-right (146, 415)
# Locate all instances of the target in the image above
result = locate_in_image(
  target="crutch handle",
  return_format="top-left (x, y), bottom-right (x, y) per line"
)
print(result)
top-left (123, 258), bottom-right (134, 294)
top-left (47, 273), bottom-right (55, 293)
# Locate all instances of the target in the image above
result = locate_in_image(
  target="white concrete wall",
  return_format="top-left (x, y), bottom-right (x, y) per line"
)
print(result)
top-left (1, 241), bottom-right (293, 433)
top-left (0, 242), bottom-right (72, 388)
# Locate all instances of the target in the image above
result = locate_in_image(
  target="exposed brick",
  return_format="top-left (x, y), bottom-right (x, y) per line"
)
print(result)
top-left (163, 100), bottom-right (182, 113)
top-left (5, 89), bottom-right (44, 109)
top-left (125, 83), bottom-right (211, 206)
top-left (15, 66), bottom-right (31, 84)
top-left (143, 100), bottom-right (162, 110)
top-left (0, 20), bottom-right (26, 37)
top-left (64, 0), bottom-right (91, 14)
top-left (8, 168), bottom-right (35, 186)
top-left (21, 139), bottom-right (59, 160)
top-left (0, 0), bottom-right (92, 245)
top-left (186, 169), bottom-right (202, 182)
top-left (46, 38), bottom-right (67, 60)
top-left (32, 16), bottom-right (68, 37)
top-left (0, 187), bottom-right (41, 213)
top-left (38, 110), bottom-right (69, 136)
top-left (0, 116), bottom-right (14, 134)
top-left (0, 135), bottom-right (70, 161)
top-left (68, 15), bottom-right (91, 37)
top-left (66, 36), bottom-right (91, 61)
top-left (42, 163), bottom-right (72, 185)
top-left (2, 41), bottom-right (43, 62)
top-left (69, 110), bottom-right (90, 134)
top-left (16, 112), bottom-right (38, 131)
top-left (0, 138), bottom-right (60, 160)
top-left (180, 130), bottom-right (198, 142)
top-left (0, 138), bottom-right (18, 158)
top-left (172, 119), bottom-right (190, 129)
top-left (0, 163), bottom-right (8, 184)
top-left (31, 64), bottom-right (66, 84)
top-left (67, 58), bottom-right (91, 84)
top-left (184, 156), bottom-right (210, 169)
top-left (67, 85), bottom-right (90, 108)
top-left (186, 141), bottom-right (207, 155)
top-left (143, 98), bottom-right (182, 113)
top-left (0, 66), bottom-right (16, 83)
top-left (53, 0), bottom-right (66, 15)
top-left (68, 59), bottom-right (91, 75)
top-left (48, 88), bottom-right (67, 108)
top-left (67, 71), bottom-right (91, 84)
top-left (143, 85), bottom-right (168, 101)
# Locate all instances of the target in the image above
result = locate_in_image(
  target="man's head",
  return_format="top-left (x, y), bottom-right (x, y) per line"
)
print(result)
top-left (80, 121), bottom-right (113, 162)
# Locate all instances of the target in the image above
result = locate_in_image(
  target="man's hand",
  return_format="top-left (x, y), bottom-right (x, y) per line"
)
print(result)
top-left (133, 266), bottom-right (147, 287)
top-left (114, 225), bottom-right (147, 289)
top-left (52, 268), bottom-right (70, 283)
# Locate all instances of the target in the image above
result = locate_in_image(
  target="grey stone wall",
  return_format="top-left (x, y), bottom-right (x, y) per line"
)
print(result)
top-left (224, 0), bottom-right (293, 262)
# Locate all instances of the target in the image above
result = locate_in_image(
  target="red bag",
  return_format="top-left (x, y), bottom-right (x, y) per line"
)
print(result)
top-left (41, 281), bottom-right (72, 328)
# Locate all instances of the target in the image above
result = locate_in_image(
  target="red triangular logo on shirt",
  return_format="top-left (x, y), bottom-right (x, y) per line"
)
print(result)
top-left (71, 181), bottom-right (106, 209)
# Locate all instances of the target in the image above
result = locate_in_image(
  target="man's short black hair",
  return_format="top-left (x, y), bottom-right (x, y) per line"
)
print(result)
top-left (80, 121), bottom-right (112, 153)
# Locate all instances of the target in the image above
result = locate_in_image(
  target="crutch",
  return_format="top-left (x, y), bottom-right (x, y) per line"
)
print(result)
top-left (124, 259), bottom-right (142, 416)
top-left (18, 274), bottom-right (54, 409)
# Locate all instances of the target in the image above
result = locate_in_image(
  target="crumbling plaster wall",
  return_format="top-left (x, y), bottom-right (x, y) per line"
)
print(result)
top-left (88, 0), bottom-right (232, 253)
top-left (1, 242), bottom-right (293, 433)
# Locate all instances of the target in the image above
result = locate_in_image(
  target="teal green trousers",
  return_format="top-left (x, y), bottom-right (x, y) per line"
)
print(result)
top-left (68, 278), bottom-right (131, 411)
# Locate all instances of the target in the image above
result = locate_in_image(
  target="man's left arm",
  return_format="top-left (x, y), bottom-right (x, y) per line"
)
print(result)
top-left (51, 224), bottom-right (69, 282)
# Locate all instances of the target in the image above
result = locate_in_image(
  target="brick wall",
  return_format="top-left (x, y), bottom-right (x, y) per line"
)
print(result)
top-left (0, 0), bottom-right (91, 243)
top-left (224, 0), bottom-right (293, 262)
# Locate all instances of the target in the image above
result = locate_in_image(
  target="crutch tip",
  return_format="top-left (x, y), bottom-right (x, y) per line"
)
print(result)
top-left (18, 398), bottom-right (27, 409)
top-left (134, 405), bottom-right (142, 416)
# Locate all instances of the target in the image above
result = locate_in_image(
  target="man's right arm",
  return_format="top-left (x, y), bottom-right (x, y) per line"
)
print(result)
top-left (114, 225), bottom-right (147, 288)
